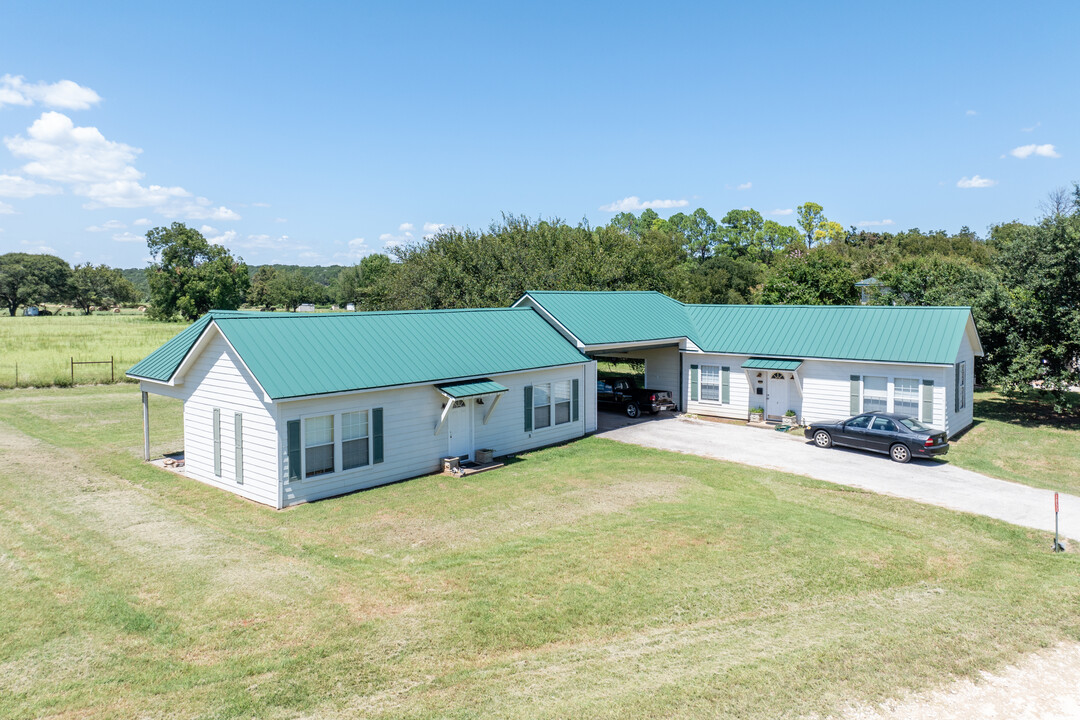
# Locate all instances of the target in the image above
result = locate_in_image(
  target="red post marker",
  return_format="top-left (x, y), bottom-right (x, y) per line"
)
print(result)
top-left (1054, 492), bottom-right (1063, 553)
top-left (1056, 492), bottom-right (1060, 513)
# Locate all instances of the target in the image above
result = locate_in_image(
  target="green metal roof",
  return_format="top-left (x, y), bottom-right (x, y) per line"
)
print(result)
top-left (517, 291), bottom-right (696, 345)
top-left (741, 358), bottom-right (803, 371)
top-left (520, 292), bottom-right (977, 365)
top-left (436, 378), bottom-right (509, 398)
top-left (129, 307), bottom-right (587, 400)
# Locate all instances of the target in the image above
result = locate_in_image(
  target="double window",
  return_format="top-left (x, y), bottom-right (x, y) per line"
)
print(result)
top-left (532, 381), bottom-right (573, 429)
top-left (289, 407), bottom-right (383, 482)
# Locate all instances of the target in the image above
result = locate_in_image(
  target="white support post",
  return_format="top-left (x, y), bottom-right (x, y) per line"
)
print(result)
top-left (142, 390), bottom-right (150, 461)
top-left (434, 397), bottom-right (455, 435)
top-left (791, 370), bottom-right (804, 396)
top-left (482, 393), bottom-right (503, 425)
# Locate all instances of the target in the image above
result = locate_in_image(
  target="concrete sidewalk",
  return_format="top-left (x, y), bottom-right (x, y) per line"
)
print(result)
top-left (596, 414), bottom-right (1078, 542)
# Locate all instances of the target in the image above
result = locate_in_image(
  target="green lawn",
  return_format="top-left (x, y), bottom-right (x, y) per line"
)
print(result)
top-left (0, 313), bottom-right (187, 388)
top-left (948, 390), bottom-right (1080, 496)
top-left (1, 386), bottom-right (1077, 719)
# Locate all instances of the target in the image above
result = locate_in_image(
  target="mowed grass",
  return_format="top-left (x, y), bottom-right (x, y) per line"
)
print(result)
top-left (948, 390), bottom-right (1080, 496)
top-left (0, 313), bottom-right (187, 388)
top-left (1, 386), bottom-right (1078, 719)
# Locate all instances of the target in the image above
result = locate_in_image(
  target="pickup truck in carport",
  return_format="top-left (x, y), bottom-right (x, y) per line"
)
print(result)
top-left (597, 376), bottom-right (677, 418)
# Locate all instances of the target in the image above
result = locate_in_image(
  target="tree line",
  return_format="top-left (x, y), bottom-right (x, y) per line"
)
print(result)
top-left (3, 188), bottom-right (1078, 406)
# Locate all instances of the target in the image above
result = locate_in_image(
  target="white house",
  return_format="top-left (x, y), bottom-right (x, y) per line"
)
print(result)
top-left (129, 308), bottom-right (596, 509)
top-left (130, 292), bottom-right (982, 508)
top-left (515, 291), bottom-right (982, 437)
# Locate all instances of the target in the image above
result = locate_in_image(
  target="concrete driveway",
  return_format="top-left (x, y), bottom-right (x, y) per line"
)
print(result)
top-left (596, 412), bottom-right (1078, 542)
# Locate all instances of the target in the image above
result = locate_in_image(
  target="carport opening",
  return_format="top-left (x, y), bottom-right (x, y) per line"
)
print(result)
top-left (594, 356), bottom-right (645, 386)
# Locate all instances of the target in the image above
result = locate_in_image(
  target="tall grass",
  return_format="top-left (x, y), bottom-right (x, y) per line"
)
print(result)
top-left (0, 313), bottom-right (187, 388)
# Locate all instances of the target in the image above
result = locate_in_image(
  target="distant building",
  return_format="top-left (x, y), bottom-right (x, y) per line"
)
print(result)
top-left (855, 277), bottom-right (892, 305)
top-left (22, 306), bottom-right (40, 316)
top-left (295, 303), bottom-right (316, 313)
top-left (346, 303), bottom-right (356, 312)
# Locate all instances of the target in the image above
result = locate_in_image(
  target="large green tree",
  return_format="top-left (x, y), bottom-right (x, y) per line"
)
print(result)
top-left (668, 208), bottom-right (719, 261)
top-left (756, 247), bottom-right (860, 305)
top-left (68, 263), bottom-right (139, 315)
top-left (333, 254), bottom-right (394, 309)
top-left (0, 252), bottom-right (72, 316)
top-left (145, 223), bottom-right (250, 321)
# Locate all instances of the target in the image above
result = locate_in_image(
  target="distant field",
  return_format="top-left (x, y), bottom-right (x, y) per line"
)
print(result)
top-left (0, 313), bottom-right (188, 388)
top-left (0, 385), bottom-right (1077, 719)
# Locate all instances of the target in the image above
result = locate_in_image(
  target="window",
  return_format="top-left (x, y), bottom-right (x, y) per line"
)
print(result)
top-left (342, 410), bottom-right (369, 470)
top-left (554, 380), bottom-right (572, 425)
top-left (957, 361), bottom-right (967, 410)
top-left (597, 380), bottom-right (612, 394)
top-left (700, 365), bottom-right (720, 402)
top-left (533, 383), bottom-right (551, 429)
top-left (847, 415), bottom-right (872, 429)
top-left (893, 378), bottom-right (919, 417)
top-left (862, 376), bottom-right (887, 413)
top-left (304, 414), bottom-right (335, 478)
top-left (870, 416), bottom-right (897, 432)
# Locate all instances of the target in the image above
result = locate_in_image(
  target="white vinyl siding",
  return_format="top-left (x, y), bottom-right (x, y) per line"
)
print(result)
top-left (684, 354), bottom-right (754, 420)
top-left (862, 376), bottom-right (887, 413)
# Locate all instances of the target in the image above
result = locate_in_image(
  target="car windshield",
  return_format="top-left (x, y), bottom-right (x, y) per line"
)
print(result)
top-left (899, 417), bottom-right (931, 432)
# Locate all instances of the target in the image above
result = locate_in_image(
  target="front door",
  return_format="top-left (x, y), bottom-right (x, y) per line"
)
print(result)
top-left (766, 372), bottom-right (788, 421)
top-left (447, 399), bottom-right (473, 460)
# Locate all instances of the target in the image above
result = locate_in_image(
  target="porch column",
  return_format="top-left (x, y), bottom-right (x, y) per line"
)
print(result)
top-left (142, 390), bottom-right (150, 461)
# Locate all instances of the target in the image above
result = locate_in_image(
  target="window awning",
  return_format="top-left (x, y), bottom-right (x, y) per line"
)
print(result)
top-left (435, 378), bottom-right (509, 398)
top-left (741, 358), bottom-right (803, 372)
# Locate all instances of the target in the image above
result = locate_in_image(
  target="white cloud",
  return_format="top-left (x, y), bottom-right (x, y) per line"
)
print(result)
top-left (251, 201), bottom-right (271, 208)
top-left (599, 196), bottom-right (689, 212)
top-left (205, 229), bottom-right (237, 246)
top-left (112, 231), bottom-right (144, 243)
top-left (4, 111), bottom-right (240, 220)
top-left (769, 208), bottom-right (794, 216)
top-left (335, 237), bottom-right (372, 262)
top-left (399, 222), bottom-right (414, 231)
top-left (1021, 122), bottom-right (1041, 133)
top-left (856, 219), bottom-right (895, 227)
top-left (1009, 143), bottom-right (1060, 159)
top-left (237, 233), bottom-right (293, 250)
top-left (133, 217), bottom-right (151, 226)
top-left (0, 173), bottom-right (62, 198)
top-left (422, 222), bottom-right (446, 235)
top-left (957, 175), bottom-right (997, 188)
top-left (966, 109), bottom-right (977, 116)
top-left (0, 75), bottom-right (101, 110)
top-left (736, 181), bottom-right (752, 190)
top-left (86, 219), bottom-right (126, 232)
top-left (0, 201), bottom-right (15, 214)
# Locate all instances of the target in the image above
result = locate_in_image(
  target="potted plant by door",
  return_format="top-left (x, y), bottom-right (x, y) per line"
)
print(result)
top-left (749, 407), bottom-right (764, 423)
top-left (784, 409), bottom-right (797, 425)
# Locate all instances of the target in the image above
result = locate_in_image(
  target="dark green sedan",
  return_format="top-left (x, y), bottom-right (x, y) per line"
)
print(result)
top-left (804, 412), bottom-right (949, 463)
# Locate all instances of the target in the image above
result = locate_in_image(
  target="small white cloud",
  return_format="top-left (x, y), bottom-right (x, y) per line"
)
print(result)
top-left (251, 201), bottom-right (271, 208)
top-left (335, 237), bottom-right (371, 261)
top-left (86, 219), bottom-right (126, 232)
top-left (1021, 122), bottom-right (1041, 133)
top-left (0, 201), bottom-right (15, 214)
top-left (204, 229), bottom-right (237, 246)
top-left (599, 196), bottom-right (689, 212)
top-left (736, 181), bottom-right (752, 191)
top-left (398, 222), bottom-right (414, 231)
top-left (274, 217), bottom-right (287, 223)
top-left (769, 208), bottom-right (794, 216)
top-left (0, 174), bottom-right (62, 198)
top-left (297, 250), bottom-right (322, 261)
top-left (957, 175), bottom-right (997, 188)
top-left (112, 231), bottom-right (144, 243)
top-left (857, 219), bottom-right (895, 227)
top-left (1009, 143), bottom-right (1060, 159)
top-left (0, 74), bottom-right (102, 110)
top-left (966, 109), bottom-right (977, 116)
top-left (237, 233), bottom-right (291, 250)
top-left (422, 222), bottom-right (445, 234)
top-left (133, 217), bottom-right (151, 226)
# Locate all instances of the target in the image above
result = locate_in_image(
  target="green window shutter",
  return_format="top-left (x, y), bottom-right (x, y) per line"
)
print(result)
top-left (690, 365), bottom-right (699, 402)
top-left (234, 413), bottom-right (243, 485)
top-left (721, 366), bottom-right (730, 404)
top-left (213, 408), bottom-right (221, 477)
top-left (524, 385), bottom-right (533, 432)
top-left (954, 364), bottom-right (960, 412)
top-left (849, 376), bottom-right (860, 415)
top-left (921, 380), bottom-right (934, 423)
top-left (287, 420), bottom-right (301, 481)
top-left (372, 407), bottom-right (384, 464)
top-left (572, 378), bottom-right (580, 422)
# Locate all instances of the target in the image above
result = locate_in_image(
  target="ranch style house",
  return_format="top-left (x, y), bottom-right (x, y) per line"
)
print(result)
top-left (129, 291), bottom-right (982, 508)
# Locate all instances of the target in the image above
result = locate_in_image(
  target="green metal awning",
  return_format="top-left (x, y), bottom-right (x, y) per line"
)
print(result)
top-left (436, 378), bottom-right (509, 398)
top-left (741, 358), bottom-right (803, 372)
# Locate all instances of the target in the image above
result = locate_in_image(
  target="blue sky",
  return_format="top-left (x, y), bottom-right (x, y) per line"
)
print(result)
top-left (1, 0), bottom-right (1077, 267)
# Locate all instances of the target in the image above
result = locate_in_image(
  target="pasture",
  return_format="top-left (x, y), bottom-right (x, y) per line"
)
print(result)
top-left (0, 312), bottom-right (187, 388)
top-left (1, 385), bottom-right (1077, 719)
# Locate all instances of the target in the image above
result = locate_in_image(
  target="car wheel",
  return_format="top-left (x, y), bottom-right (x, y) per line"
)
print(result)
top-left (813, 430), bottom-right (832, 448)
top-left (626, 402), bottom-right (640, 418)
top-left (890, 444), bottom-right (911, 463)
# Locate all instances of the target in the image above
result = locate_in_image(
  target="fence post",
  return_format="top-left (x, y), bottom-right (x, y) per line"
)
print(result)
top-left (71, 357), bottom-right (74, 384)
top-left (111, 356), bottom-right (115, 383)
